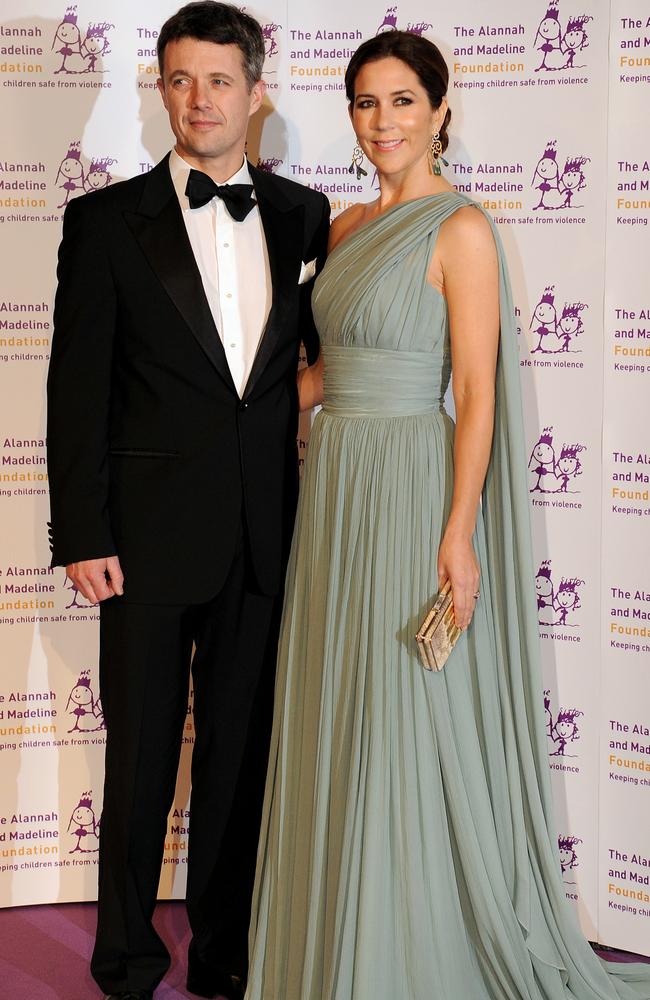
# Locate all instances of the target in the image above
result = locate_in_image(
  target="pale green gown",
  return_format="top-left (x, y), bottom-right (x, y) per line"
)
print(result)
top-left (246, 195), bottom-right (650, 999)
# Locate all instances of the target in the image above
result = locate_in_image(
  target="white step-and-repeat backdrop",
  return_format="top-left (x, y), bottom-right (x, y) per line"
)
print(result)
top-left (0, 0), bottom-right (648, 956)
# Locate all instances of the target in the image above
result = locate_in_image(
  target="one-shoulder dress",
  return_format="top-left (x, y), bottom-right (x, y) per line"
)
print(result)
top-left (245, 194), bottom-right (650, 999)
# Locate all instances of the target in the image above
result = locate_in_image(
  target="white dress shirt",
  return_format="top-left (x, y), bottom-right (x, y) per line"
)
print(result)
top-left (169, 149), bottom-right (272, 397)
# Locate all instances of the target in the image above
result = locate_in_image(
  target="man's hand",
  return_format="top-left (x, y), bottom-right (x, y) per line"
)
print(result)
top-left (66, 556), bottom-right (124, 604)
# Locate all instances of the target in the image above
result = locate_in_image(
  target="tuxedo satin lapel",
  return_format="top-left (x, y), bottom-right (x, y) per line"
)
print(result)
top-left (244, 167), bottom-right (303, 400)
top-left (123, 158), bottom-right (236, 394)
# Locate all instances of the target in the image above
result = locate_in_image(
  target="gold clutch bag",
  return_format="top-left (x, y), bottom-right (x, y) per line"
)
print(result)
top-left (415, 581), bottom-right (462, 671)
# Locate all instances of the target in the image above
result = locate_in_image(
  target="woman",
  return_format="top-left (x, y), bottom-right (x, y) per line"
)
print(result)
top-left (245, 31), bottom-right (650, 1000)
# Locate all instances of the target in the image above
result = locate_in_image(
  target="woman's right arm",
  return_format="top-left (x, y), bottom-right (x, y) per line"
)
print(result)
top-left (297, 352), bottom-right (324, 411)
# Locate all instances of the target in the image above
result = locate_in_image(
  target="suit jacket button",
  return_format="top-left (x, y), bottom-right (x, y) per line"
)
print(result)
top-left (240, 402), bottom-right (248, 411)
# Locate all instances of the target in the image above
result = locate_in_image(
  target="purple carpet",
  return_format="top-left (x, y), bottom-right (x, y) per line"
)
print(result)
top-left (0, 901), bottom-right (648, 999)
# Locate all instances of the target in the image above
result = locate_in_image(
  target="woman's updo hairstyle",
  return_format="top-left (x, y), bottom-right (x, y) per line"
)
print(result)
top-left (345, 31), bottom-right (452, 153)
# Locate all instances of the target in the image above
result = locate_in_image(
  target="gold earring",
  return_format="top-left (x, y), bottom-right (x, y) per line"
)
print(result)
top-left (349, 140), bottom-right (368, 180)
top-left (429, 132), bottom-right (443, 175)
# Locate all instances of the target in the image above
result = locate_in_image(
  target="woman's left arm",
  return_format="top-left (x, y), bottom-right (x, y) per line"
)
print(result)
top-left (433, 206), bottom-right (500, 629)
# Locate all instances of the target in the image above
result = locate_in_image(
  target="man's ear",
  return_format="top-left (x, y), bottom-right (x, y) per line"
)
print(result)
top-left (249, 78), bottom-right (266, 117)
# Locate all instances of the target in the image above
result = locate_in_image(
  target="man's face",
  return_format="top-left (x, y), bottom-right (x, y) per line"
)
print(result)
top-left (157, 38), bottom-right (264, 178)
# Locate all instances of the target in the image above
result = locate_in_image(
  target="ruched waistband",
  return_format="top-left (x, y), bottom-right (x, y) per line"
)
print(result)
top-left (321, 345), bottom-right (448, 418)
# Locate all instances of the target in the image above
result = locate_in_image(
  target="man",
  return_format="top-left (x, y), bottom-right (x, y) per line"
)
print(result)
top-left (46, 4), bottom-right (330, 999)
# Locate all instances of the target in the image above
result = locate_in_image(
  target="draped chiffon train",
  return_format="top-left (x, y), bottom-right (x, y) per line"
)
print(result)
top-left (245, 194), bottom-right (650, 999)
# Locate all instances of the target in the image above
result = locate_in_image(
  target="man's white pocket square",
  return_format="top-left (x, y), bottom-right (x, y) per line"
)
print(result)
top-left (298, 258), bottom-right (317, 284)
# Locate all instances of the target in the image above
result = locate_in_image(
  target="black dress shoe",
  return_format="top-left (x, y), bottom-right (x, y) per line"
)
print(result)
top-left (186, 965), bottom-right (245, 1000)
top-left (103, 991), bottom-right (153, 999)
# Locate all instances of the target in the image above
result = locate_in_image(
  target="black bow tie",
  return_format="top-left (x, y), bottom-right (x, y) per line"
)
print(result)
top-left (185, 169), bottom-right (255, 221)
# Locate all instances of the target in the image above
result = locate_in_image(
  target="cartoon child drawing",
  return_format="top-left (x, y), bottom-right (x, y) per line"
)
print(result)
top-left (559, 155), bottom-right (590, 208)
top-left (55, 142), bottom-right (85, 209)
top-left (556, 443), bottom-right (586, 492)
top-left (554, 577), bottom-right (584, 625)
top-left (530, 287), bottom-right (558, 352)
top-left (67, 670), bottom-right (105, 733)
top-left (533, 3), bottom-right (563, 71)
top-left (557, 301), bottom-right (587, 352)
top-left (52, 6), bottom-right (82, 74)
top-left (550, 707), bottom-right (583, 756)
top-left (558, 835), bottom-right (582, 879)
top-left (68, 792), bottom-right (100, 853)
top-left (532, 142), bottom-right (560, 210)
top-left (84, 157), bottom-right (116, 192)
top-left (562, 15), bottom-right (592, 69)
top-left (262, 22), bottom-right (280, 58)
top-left (81, 22), bottom-right (114, 72)
top-left (529, 428), bottom-right (560, 493)
top-left (376, 6), bottom-right (398, 34)
top-left (536, 561), bottom-right (555, 625)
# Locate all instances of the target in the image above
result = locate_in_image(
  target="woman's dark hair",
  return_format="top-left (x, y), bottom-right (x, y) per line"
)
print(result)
top-left (157, 1), bottom-right (265, 89)
top-left (345, 31), bottom-right (451, 152)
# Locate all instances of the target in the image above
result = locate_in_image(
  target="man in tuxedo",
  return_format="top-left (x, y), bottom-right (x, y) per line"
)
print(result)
top-left (46, 4), bottom-right (329, 998)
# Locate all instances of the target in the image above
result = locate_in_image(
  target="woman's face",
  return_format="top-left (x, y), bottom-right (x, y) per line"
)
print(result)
top-left (350, 57), bottom-right (445, 179)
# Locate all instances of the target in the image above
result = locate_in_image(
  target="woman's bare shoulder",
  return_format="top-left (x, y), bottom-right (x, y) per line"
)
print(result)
top-left (439, 203), bottom-right (495, 248)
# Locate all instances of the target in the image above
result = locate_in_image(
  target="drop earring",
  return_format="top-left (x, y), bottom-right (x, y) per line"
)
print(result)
top-left (429, 132), bottom-right (444, 175)
top-left (349, 140), bottom-right (368, 180)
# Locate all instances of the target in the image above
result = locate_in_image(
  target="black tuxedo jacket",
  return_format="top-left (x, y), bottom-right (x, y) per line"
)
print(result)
top-left (47, 155), bottom-right (330, 603)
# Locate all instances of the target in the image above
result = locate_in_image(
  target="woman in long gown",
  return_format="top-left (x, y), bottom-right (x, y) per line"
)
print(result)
top-left (245, 31), bottom-right (650, 1000)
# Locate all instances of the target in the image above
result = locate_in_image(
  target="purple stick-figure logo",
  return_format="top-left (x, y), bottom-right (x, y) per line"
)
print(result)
top-left (55, 140), bottom-right (84, 208)
top-left (558, 834), bottom-right (582, 882)
top-left (375, 6), bottom-right (431, 38)
top-left (529, 427), bottom-right (586, 494)
top-left (81, 21), bottom-right (114, 72)
top-left (68, 791), bottom-right (100, 853)
top-left (530, 285), bottom-right (588, 353)
top-left (262, 21), bottom-right (281, 59)
top-left (533, 2), bottom-right (562, 71)
top-left (52, 7), bottom-right (114, 74)
top-left (536, 560), bottom-right (584, 626)
top-left (563, 15), bottom-right (593, 69)
top-left (66, 670), bottom-right (105, 733)
top-left (52, 6), bottom-right (82, 74)
top-left (376, 6), bottom-right (398, 34)
top-left (532, 141), bottom-right (590, 210)
top-left (55, 143), bottom-right (117, 207)
top-left (533, 2), bottom-right (593, 72)
top-left (256, 156), bottom-right (283, 174)
top-left (544, 691), bottom-right (584, 756)
top-left (85, 156), bottom-right (117, 192)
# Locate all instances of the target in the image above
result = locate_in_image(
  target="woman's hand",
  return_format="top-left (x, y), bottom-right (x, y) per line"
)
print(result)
top-left (437, 528), bottom-right (480, 630)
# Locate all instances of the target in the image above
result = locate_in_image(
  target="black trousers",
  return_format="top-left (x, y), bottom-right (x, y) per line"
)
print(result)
top-left (90, 532), bottom-right (279, 994)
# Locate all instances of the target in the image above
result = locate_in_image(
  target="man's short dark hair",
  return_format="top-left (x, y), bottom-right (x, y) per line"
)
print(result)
top-left (157, 1), bottom-right (265, 89)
